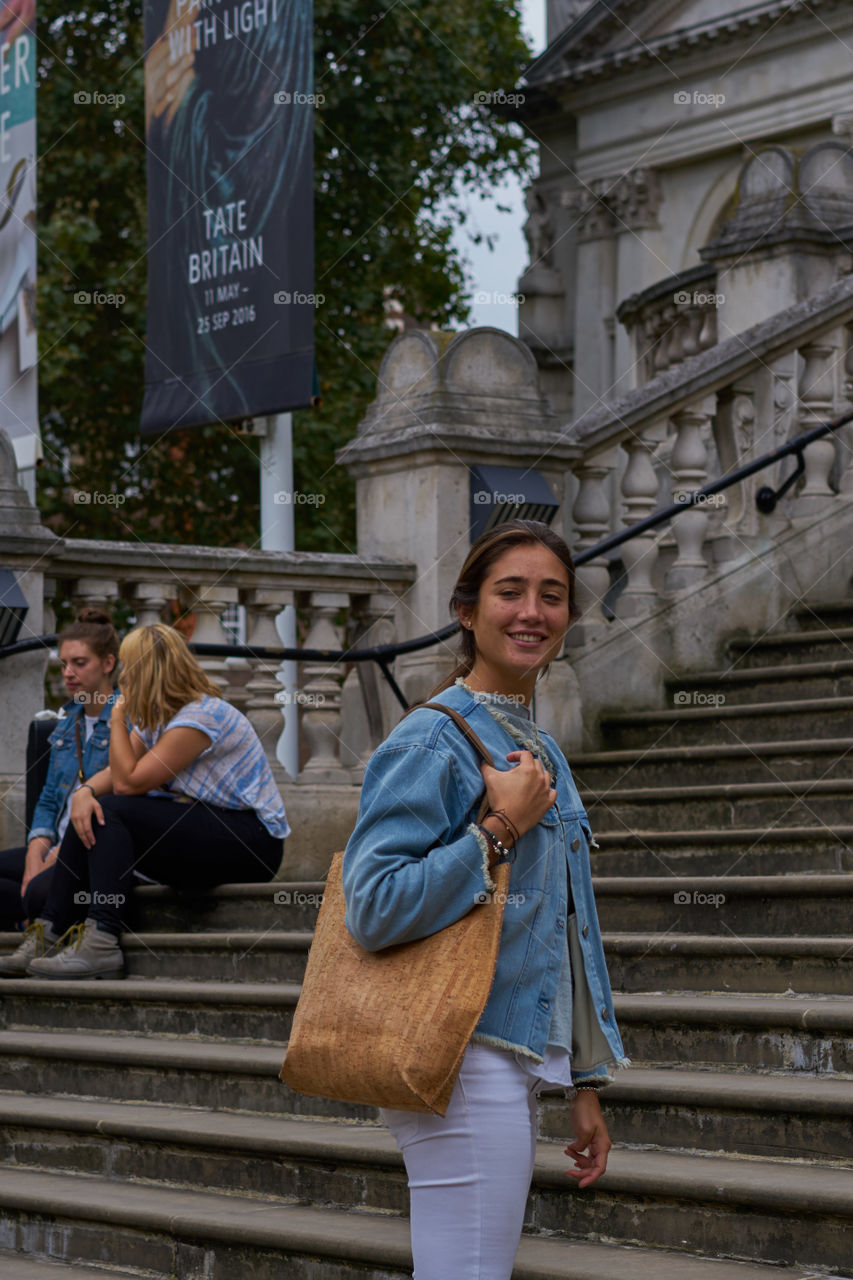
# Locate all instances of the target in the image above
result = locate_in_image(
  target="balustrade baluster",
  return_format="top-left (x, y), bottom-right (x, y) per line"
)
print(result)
top-left (791, 342), bottom-right (837, 516)
top-left (666, 408), bottom-right (712, 591)
top-left (297, 591), bottom-right (352, 784)
top-left (615, 424), bottom-right (665, 619)
top-left (243, 589), bottom-right (291, 766)
top-left (571, 450), bottom-right (618, 631)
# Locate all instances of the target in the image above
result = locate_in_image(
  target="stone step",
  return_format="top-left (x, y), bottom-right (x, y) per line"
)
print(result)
top-left (2, 1056), bottom-right (851, 1183)
top-left (603, 933), bottom-right (853, 995)
top-left (0, 1257), bottom-right (152, 1280)
top-left (1, 1141), bottom-right (852, 1271)
top-left (791, 600), bottom-right (853, 630)
top-left (1, 981), bottom-right (851, 1074)
top-left (571, 737), bottom-right (853, 791)
top-left (6, 927), bottom-right (849, 991)
top-left (727, 626), bottom-right (853, 667)
top-left (583, 777), bottom-right (853, 832)
top-left (0, 1029), bottom-right (360, 1119)
top-left (587, 829), bottom-right (853, 878)
top-left (126, 931), bottom-right (311, 984)
top-left (616, 992), bottom-right (853, 1072)
top-left (1, 1168), bottom-right (843, 1280)
top-left (132, 881), bottom-right (325, 933)
top-left (594, 874), bottom-right (853, 935)
top-left (556, 1067), bottom-right (853, 1161)
top-left (668, 657), bottom-right (853, 705)
top-left (601, 696), bottom-right (853, 750)
top-left (0, 977), bottom-right (300, 1041)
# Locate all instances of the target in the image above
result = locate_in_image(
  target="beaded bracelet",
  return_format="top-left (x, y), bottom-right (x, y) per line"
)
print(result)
top-left (477, 823), bottom-right (516, 866)
top-left (487, 808), bottom-right (520, 848)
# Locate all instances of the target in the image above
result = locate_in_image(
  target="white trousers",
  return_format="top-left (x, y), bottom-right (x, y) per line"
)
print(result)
top-left (380, 1042), bottom-right (542, 1280)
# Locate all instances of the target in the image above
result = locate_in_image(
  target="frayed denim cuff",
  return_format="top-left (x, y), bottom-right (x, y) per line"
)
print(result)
top-left (468, 822), bottom-right (497, 894)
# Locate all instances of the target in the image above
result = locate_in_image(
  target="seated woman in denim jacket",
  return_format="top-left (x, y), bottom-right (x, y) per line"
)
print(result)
top-left (343, 519), bottom-right (628, 1280)
top-left (0, 609), bottom-right (119, 930)
top-left (2, 622), bottom-right (289, 980)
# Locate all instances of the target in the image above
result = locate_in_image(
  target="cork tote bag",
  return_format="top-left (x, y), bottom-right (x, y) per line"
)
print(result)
top-left (280, 704), bottom-right (510, 1115)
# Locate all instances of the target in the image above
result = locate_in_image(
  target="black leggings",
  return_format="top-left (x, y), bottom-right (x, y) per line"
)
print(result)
top-left (0, 847), bottom-right (53, 928)
top-left (42, 795), bottom-right (283, 937)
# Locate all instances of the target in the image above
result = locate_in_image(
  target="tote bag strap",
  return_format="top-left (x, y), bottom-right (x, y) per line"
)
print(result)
top-left (402, 701), bottom-right (495, 770)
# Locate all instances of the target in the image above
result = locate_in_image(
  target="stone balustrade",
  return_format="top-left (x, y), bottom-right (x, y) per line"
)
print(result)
top-left (42, 538), bottom-right (415, 783)
top-left (568, 276), bottom-right (853, 637)
top-left (617, 265), bottom-right (720, 384)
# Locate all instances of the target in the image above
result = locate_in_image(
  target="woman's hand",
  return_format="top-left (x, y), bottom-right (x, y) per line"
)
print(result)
top-left (21, 835), bottom-right (51, 895)
top-left (565, 1090), bottom-right (612, 1189)
top-left (70, 785), bottom-right (105, 850)
top-left (480, 750), bottom-right (556, 840)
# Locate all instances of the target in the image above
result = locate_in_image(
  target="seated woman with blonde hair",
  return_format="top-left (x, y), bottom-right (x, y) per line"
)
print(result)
top-left (2, 623), bottom-right (289, 980)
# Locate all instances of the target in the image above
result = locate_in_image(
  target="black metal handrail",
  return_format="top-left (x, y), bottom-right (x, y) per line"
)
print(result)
top-left (4, 404), bottom-right (853, 710)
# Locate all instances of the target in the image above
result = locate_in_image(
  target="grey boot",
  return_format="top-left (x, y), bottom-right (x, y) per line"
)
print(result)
top-left (0, 919), bottom-right (60, 977)
top-left (27, 918), bottom-right (124, 981)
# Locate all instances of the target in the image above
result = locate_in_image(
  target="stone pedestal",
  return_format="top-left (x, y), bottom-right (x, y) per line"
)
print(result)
top-left (338, 327), bottom-right (581, 697)
top-left (0, 428), bottom-right (61, 846)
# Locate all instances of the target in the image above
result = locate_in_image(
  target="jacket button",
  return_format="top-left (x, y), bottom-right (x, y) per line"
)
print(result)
top-left (539, 998), bottom-right (550, 1010)
top-left (556, 918), bottom-right (565, 931)
top-left (570, 838), bottom-right (580, 852)
top-left (601, 1006), bottom-right (610, 1020)
top-left (582, 924), bottom-right (589, 938)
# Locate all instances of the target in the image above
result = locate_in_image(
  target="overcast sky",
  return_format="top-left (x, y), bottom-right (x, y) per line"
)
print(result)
top-left (449, 0), bottom-right (546, 336)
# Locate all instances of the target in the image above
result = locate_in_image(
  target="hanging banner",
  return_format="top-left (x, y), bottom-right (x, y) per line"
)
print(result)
top-left (141, 0), bottom-right (315, 435)
top-left (0, 2), bottom-right (38, 474)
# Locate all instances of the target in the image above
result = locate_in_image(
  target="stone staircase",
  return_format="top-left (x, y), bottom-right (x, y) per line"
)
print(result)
top-left (1, 602), bottom-right (853, 1278)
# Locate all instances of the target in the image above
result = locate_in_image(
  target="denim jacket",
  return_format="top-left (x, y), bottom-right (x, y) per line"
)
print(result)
top-left (343, 683), bottom-right (627, 1082)
top-left (28, 694), bottom-right (117, 843)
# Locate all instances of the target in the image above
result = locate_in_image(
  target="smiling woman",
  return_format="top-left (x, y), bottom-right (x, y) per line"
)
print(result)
top-left (342, 519), bottom-right (626, 1280)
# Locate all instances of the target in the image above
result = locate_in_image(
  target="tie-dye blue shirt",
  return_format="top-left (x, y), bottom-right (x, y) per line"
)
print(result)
top-left (136, 695), bottom-right (290, 839)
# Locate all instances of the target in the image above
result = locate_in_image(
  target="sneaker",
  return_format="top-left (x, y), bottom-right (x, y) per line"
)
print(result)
top-left (27, 919), bottom-right (125, 981)
top-left (0, 919), bottom-right (60, 977)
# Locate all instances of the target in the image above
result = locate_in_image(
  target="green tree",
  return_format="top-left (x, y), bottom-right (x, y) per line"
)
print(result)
top-left (35, 0), bottom-right (532, 553)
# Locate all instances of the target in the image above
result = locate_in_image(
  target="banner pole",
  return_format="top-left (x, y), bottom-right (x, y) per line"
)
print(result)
top-left (259, 411), bottom-right (299, 778)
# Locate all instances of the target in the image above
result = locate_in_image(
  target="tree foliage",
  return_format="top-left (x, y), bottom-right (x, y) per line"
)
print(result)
top-left (35, 0), bottom-right (532, 552)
